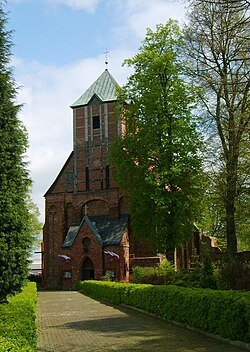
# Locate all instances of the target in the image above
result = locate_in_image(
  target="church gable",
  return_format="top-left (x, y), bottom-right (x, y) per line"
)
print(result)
top-left (45, 151), bottom-right (75, 195)
top-left (62, 215), bottom-right (102, 248)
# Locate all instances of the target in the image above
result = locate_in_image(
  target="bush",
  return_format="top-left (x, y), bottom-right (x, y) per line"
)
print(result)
top-left (132, 259), bottom-right (219, 289)
top-left (156, 259), bottom-right (175, 278)
top-left (100, 274), bottom-right (112, 282)
top-left (173, 268), bottom-right (202, 288)
top-left (0, 282), bottom-right (37, 351)
top-left (78, 280), bottom-right (124, 305)
top-left (76, 280), bottom-right (250, 343)
top-left (200, 257), bottom-right (217, 289)
top-left (132, 267), bottom-right (155, 284)
top-left (132, 259), bottom-right (175, 285)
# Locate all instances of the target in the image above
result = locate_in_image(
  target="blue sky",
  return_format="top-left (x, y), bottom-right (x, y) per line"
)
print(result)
top-left (5, 0), bottom-right (187, 224)
top-left (7, 0), bottom-right (127, 65)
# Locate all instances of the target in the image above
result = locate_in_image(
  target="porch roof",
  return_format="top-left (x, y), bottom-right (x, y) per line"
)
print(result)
top-left (62, 214), bottom-right (129, 248)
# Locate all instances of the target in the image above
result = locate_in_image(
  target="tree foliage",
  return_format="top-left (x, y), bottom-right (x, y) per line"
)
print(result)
top-left (184, 0), bottom-right (250, 256)
top-left (26, 192), bottom-right (43, 246)
top-left (200, 165), bottom-right (250, 251)
top-left (0, 2), bottom-right (33, 302)
top-left (110, 21), bottom-right (203, 256)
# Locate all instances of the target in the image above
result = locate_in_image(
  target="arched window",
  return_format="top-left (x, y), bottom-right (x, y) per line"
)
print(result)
top-left (65, 203), bottom-right (75, 230)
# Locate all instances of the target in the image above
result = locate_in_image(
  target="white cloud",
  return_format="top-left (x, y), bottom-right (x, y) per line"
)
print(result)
top-left (48, 0), bottom-right (100, 12)
top-left (8, 0), bottom-right (100, 12)
top-left (109, 0), bottom-right (187, 41)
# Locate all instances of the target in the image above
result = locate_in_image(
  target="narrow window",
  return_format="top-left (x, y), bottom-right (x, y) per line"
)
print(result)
top-left (86, 167), bottom-right (90, 191)
top-left (92, 115), bottom-right (100, 129)
top-left (106, 165), bottom-right (110, 189)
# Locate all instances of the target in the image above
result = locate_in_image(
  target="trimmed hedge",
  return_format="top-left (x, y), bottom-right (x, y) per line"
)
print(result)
top-left (77, 281), bottom-right (250, 344)
top-left (0, 282), bottom-right (37, 351)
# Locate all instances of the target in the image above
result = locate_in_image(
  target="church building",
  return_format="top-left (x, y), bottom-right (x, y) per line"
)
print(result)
top-left (43, 69), bottom-right (157, 289)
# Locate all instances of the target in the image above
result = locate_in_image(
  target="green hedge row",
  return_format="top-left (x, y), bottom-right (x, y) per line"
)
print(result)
top-left (0, 282), bottom-right (37, 352)
top-left (77, 281), bottom-right (250, 344)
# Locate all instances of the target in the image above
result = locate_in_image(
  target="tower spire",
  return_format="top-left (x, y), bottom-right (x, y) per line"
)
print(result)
top-left (104, 48), bottom-right (110, 70)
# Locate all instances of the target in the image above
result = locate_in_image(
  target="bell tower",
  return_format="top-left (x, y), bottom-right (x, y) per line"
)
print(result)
top-left (43, 69), bottom-right (157, 289)
top-left (43, 69), bottom-right (129, 288)
top-left (70, 69), bottom-right (121, 196)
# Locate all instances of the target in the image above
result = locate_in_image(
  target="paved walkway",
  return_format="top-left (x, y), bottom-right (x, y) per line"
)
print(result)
top-left (37, 291), bottom-right (247, 352)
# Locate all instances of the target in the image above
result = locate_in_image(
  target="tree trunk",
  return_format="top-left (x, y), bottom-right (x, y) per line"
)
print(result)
top-left (225, 157), bottom-right (238, 257)
top-left (225, 191), bottom-right (237, 257)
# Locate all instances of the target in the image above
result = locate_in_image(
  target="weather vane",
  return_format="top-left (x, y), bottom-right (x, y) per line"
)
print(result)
top-left (104, 48), bottom-right (110, 69)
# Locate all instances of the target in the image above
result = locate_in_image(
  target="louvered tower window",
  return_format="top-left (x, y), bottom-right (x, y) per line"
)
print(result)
top-left (92, 115), bottom-right (100, 129)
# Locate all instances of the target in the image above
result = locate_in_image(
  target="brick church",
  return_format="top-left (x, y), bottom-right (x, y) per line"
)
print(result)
top-left (43, 69), bottom-right (157, 289)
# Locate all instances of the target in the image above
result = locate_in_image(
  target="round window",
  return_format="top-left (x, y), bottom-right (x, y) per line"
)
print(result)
top-left (82, 237), bottom-right (91, 247)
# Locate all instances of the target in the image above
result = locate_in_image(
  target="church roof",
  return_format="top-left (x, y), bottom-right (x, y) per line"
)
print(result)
top-left (62, 214), bottom-right (129, 248)
top-left (70, 69), bottom-right (120, 108)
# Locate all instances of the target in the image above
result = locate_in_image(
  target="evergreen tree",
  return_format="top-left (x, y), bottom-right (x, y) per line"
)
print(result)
top-left (0, 1), bottom-right (32, 302)
top-left (110, 21), bottom-right (203, 258)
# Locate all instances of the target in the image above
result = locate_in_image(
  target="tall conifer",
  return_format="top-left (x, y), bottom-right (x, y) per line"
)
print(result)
top-left (0, 1), bottom-right (32, 301)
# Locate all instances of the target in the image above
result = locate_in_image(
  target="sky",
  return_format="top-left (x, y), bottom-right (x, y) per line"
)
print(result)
top-left (5, 0), bottom-right (188, 225)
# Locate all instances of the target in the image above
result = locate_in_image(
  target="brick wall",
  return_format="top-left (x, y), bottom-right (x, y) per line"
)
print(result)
top-left (46, 222), bottom-right (130, 289)
top-left (61, 223), bottom-right (103, 288)
top-left (43, 93), bottom-right (157, 289)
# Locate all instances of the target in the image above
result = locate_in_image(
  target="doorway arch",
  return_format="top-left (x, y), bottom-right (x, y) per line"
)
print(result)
top-left (81, 257), bottom-right (95, 280)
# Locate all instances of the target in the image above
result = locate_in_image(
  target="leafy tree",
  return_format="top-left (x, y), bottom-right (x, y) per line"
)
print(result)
top-left (200, 172), bottom-right (227, 239)
top-left (26, 192), bottom-right (42, 246)
top-left (200, 165), bottom-right (250, 251)
top-left (0, 1), bottom-right (33, 302)
top-left (184, 0), bottom-right (250, 256)
top-left (110, 21), bottom-right (203, 258)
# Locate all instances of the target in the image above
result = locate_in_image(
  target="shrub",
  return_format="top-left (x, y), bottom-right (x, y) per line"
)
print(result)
top-left (100, 274), bottom-right (112, 282)
top-left (76, 280), bottom-right (250, 343)
top-left (132, 267), bottom-right (155, 284)
top-left (200, 257), bottom-right (217, 289)
top-left (0, 282), bottom-right (37, 351)
top-left (156, 259), bottom-right (175, 283)
top-left (132, 260), bottom-right (175, 285)
top-left (173, 266), bottom-right (202, 288)
top-left (132, 259), bottom-right (218, 289)
top-left (156, 259), bottom-right (175, 276)
top-left (138, 273), bottom-right (166, 285)
top-left (78, 280), bottom-right (123, 305)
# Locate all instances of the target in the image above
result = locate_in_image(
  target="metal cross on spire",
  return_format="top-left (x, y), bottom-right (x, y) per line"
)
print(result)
top-left (104, 48), bottom-right (110, 69)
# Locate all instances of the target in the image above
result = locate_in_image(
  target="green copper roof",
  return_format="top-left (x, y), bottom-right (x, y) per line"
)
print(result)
top-left (71, 69), bottom-right (120, 108)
